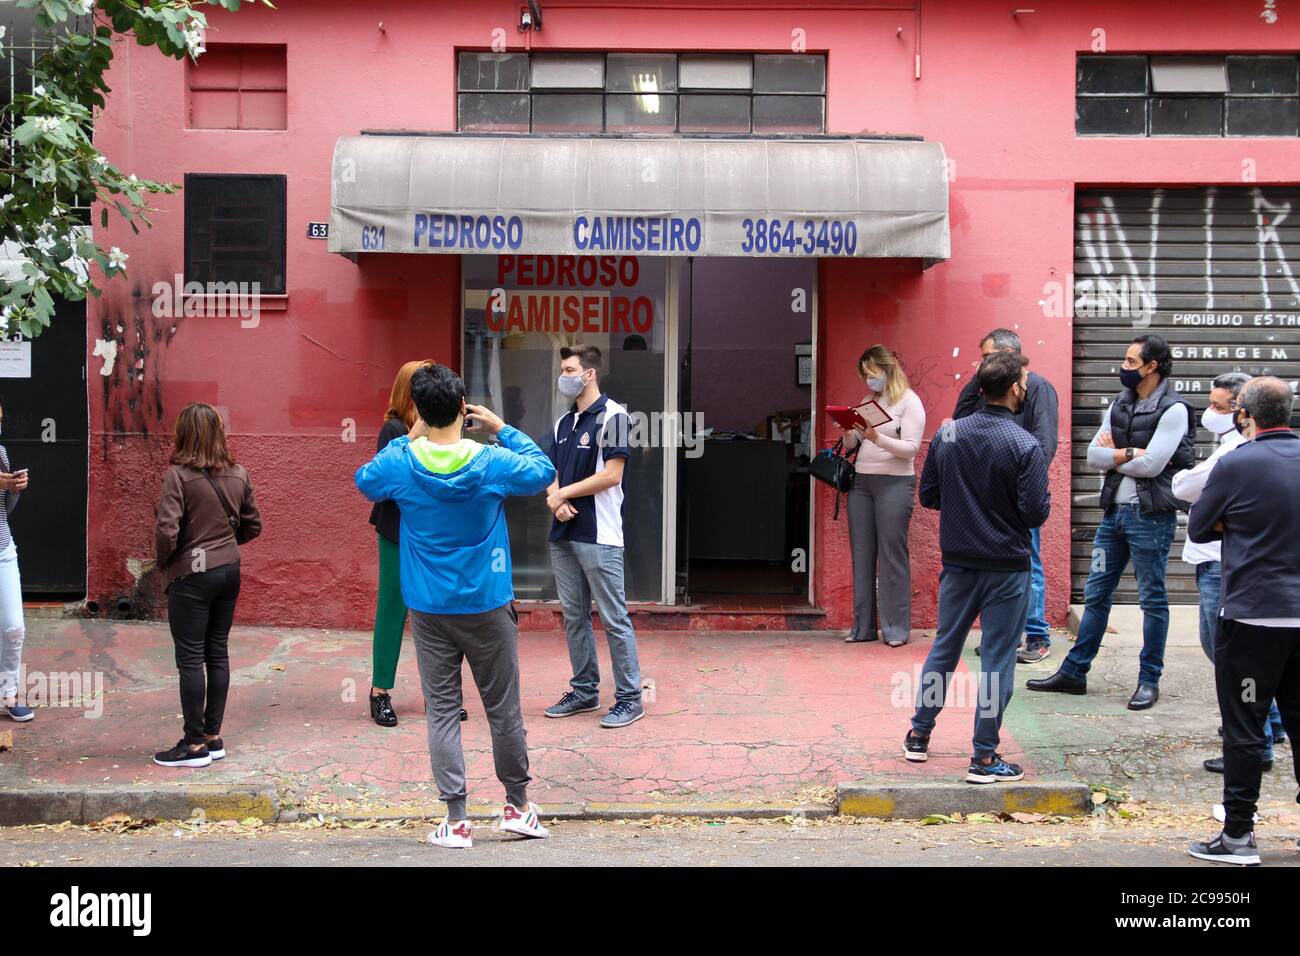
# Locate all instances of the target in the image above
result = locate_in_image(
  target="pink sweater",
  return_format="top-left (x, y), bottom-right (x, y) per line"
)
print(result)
top-left (840, 389), bottom-right (926, 477)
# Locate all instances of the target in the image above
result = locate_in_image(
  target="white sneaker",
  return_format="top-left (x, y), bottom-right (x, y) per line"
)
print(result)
top-left (498, 802), bottom-right (548, 839)
top-left (426, 818), bottom-right (473, 849)
top-left (1211, 804), bottom-right (1261, 825)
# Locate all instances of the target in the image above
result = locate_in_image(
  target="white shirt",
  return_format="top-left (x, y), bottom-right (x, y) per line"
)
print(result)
top-left (1172, 428), bottom-right (1247, 566)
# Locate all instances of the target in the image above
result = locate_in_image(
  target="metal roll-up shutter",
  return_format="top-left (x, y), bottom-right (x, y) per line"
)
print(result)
top-left (1072, 186), bottom-right (1300, 604)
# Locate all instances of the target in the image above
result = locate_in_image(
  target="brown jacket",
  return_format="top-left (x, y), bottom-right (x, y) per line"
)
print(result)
top-left (155, 463), bottom-right (263, 588)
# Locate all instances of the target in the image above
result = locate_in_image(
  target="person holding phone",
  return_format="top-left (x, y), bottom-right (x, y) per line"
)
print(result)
top-left (0, 401), bottom-right (32, 721)
top-left (366, 360), bottom-right (466, 728)
top-left (836, 345), bottom-right (926, 646)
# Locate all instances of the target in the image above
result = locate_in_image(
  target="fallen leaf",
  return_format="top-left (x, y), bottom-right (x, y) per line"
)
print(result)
top-left (1009, 812), bottom-right (1046, 824)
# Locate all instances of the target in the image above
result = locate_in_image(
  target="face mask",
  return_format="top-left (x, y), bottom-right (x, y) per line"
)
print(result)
top-left (866, 376), bottom-right (885, 394)
top-left (1119, 367), bottom-right (1145, 390)
top-left (557, 372), bottom-right (586, 398)
top-left (1202, 407), bottom-right (1234, 435)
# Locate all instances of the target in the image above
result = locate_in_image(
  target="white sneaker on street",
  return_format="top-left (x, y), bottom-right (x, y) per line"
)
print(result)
top-left (427, 818), bottom-right (473, 849)
top-left (1211, 804), bottom-right (1260, 825)
top-left (498, 802), bottom-right (548, 839)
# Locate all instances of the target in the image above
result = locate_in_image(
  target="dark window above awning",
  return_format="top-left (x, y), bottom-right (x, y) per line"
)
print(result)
top-left (328, 133), bottom-right (949, 260)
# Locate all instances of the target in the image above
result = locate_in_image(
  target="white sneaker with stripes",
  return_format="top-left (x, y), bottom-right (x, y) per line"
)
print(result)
top-left (498, 802), bottom-right (548, 839)
top-left (427, 818), bottom-right (473, 849)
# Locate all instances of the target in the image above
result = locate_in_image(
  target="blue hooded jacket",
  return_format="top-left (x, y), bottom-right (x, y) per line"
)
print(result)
top-left (354, 425), bottom-right (556, 614)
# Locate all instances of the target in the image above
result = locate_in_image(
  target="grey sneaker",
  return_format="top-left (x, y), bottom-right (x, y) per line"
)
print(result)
top-left (1188, 832), bottom-right (1261, 866)
top-left (544, 691), bottom-right (600, 719)
top-left (599, 700), bottom-right (645, 729)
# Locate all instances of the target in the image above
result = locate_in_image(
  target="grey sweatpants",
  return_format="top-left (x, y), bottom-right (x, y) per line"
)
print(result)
top-left (410, 603), bottom-right (530, 820)
top-left (847, 474), bottom-right (916, 643)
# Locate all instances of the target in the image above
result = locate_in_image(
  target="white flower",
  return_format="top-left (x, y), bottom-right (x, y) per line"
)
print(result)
top-left (107, 246), bottom-right (129, 272)
top-left (36, 158), bottom-right (57, 183)
top-left (73, 0), bottom-right (95, 14)
top-left (91, 155), bottom-right (109, 173)
top-left (127, 173), bottom-right (139, 185)
top-left (32, 84), bottom-right (46, 97)
top-left (35, 116), bottom-right (61, 133)
top-left (0, 194), bottom-right (12, 209)
top-left (184, 28), bottom-right (206, 58)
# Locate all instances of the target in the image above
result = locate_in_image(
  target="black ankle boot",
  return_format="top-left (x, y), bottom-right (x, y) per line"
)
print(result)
top-left (370, 692), bottom-right (398, 727)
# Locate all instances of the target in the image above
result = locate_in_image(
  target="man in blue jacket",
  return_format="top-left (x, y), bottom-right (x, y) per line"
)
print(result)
top-left (1185, 377), bottom-right (1300, 867)
top-left (355, 364), bottom-right (556, 850)
top-left (906, 351), bottom-right (1051, 783)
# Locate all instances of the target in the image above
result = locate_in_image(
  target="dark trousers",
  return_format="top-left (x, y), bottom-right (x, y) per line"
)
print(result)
top-left (911, 565), bottom-right (1030, 759)
top-left (167, 561), bottom-right (241, 745)
top-left (1214, 618), bottom-right (1300, 838)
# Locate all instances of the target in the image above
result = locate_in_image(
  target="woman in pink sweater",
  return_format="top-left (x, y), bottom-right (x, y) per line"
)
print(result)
top-left (836, 346), bottom-right (926, 646)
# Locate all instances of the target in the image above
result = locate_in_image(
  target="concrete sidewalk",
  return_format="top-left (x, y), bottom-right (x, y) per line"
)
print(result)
top-left (0, 616), bottom-right (1290, 824)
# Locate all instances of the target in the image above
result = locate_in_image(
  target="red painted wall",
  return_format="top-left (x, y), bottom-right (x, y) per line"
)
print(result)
top-left (88, 0), bottom-right (1300, 629)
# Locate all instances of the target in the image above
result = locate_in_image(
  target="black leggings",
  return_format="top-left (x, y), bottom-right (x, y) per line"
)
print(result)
top-left (167, 562), bottom-right (240, 745)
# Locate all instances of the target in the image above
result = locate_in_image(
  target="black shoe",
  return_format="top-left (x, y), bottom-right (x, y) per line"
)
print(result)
top-left (1217, 725), bottom-right (1223, 737)
top-left (204, 737), bottom-right (226, 760)
top-left (370, 692), bottom-right (398, 727)
top-left (154, 740), bottom-right (212, 768)
top-left (903, 730), bottom-right (929, 763)
top-left (974, 644), bottom-right (981, 656)
top-left (1025, 670), bottom-right (1087, 694)
top-left (1204, 756), bottom-right (1274, 774)
top-left (1188, 832), bottom-right (1261, 866)
top-left (459, 709), bottom-right (469, 722)
top-left (1127, 683), bottom-right (1159, 710)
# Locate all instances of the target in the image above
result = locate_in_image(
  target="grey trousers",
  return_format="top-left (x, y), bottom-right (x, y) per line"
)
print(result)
top-left (410, 603), bottom-right (530, 820)
top-left (846, 473), bottom-right (916, 643)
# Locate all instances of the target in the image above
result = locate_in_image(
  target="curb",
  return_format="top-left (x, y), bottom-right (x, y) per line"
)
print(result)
top-left (836, 779), bottom-right (1093, 819)
top-left (287, 802), bottom-right (837, 824)
top-left (0, 785), bottom-right (279, 826)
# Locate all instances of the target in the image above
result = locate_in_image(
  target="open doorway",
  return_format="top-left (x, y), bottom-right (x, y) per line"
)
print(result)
top-left (675, 257), bottom-right (815, 606)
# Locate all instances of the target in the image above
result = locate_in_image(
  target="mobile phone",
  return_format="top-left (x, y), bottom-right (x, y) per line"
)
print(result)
top-left (12, 469), bottom-right (26, 477)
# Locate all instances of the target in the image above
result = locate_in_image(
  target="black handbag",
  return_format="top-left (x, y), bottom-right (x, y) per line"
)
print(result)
top-left (808, 438), bottom-right (857, 519)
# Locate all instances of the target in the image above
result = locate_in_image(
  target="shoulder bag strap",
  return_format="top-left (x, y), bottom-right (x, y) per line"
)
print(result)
top-left (201, 468), bottom-right (240, 532)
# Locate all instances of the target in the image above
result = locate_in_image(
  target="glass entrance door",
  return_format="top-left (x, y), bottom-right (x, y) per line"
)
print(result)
top-left (461, 255), bottom-right (668, 601)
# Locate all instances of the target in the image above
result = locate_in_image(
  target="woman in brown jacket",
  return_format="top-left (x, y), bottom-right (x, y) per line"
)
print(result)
top-left (154, 403), bottom-right (262, 768)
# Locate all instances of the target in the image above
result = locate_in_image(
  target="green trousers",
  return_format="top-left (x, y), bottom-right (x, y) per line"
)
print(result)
top-left (372, 534), bottom-right (408, 690)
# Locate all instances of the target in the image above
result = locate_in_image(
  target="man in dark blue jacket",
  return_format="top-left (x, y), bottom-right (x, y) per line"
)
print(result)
top-left (905, 351), bottom-right (1051, 783)
top-left (1185, 377), bottom-right (1300, 866)
top-left (952, 328), bottom-right (1060, 663)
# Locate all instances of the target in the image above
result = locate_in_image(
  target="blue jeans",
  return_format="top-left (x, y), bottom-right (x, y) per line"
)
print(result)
top-left (549, 540), bottom-right (643, 705)
top-left (1024, 526), bottom-right (1050, 646)
top-left (911, 565), bottom-right (1031, 759)
top-left (1062, 505), bottom-right (1176, 687)
top-left (1195, 561), bottom-right (1222, 663)
top-left (1197, 560), bottom-right (1284, 760)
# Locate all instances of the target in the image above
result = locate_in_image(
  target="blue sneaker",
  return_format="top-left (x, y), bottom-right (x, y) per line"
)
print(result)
top-left (599, 700), bottom-right (645, 729)
top-left (544, 691), bottom-right (600, 719)
top-left (965, 754), bottom-right (1024, 784)
top-left (1, 703), bottom-right (34, 722)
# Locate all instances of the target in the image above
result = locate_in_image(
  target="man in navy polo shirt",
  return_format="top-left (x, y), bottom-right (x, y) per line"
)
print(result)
top-left (543, 344), bottom-right (645, 729)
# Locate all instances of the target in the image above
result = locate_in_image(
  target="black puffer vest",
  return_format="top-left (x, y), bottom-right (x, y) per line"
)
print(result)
top-left (1099, 381), bottom-right (1196, 514)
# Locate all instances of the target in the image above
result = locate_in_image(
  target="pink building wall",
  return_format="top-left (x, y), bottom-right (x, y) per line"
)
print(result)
top-left (87, 0), bottom-right (1300, 629)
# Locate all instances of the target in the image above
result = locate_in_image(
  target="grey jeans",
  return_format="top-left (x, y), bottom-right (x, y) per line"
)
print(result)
top-left (409, 603), bottom-right (530, 820)
top-left (549, 540), bottom-right (643, 705)
top-left (847, 473), bottom-right (916, 643)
